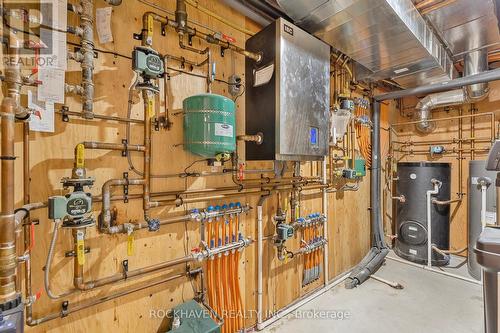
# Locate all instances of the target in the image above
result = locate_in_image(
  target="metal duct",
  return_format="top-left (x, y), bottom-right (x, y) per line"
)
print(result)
top-left (415, 49), bottom-right (489, 133)
top-left (276, 0), bottom-right (456, 87)
top-left (414, 89), bottom-right (465, 133)
top-left (221, 0), bottom-right (288, 26)
top-left (464, 49), bottom-right (490, 101)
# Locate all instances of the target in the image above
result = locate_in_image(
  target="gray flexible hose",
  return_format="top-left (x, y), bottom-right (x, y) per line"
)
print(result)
top-left (44, 220), bottom-right (76, 299)
top-left (126, 72), bottom-right (143, 177)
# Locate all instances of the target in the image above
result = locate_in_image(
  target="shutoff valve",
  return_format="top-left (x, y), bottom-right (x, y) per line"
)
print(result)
top-left (48, 143), bottom-right (95, 228)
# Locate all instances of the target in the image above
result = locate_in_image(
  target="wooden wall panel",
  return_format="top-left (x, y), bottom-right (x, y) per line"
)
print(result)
top-left (0, 0), bottom-right (372, 331)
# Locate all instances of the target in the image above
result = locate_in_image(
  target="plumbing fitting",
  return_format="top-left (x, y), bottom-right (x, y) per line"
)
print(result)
top-left (79, 0), bottom-right (95, 119)
top-left (237, 133), bottom-right (264, 145)
top-left (293, 213), bottom-right (327, 229)
top-left (392, 195), bottom-right (406, 203)
top-left (190, 204), bottom-right (251, 221)
top-left (192, 237), bottom-right (252, 262)
top-left (48, 144), bottom-right (95, 228)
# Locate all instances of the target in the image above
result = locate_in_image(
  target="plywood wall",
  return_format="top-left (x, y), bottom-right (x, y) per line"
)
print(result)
top-left (0, 1), bottom-right (375, 331)
top-left (386, 81), bottom-right (500, 253)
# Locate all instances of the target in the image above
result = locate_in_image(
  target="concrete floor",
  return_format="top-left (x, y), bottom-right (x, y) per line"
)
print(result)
top-left (264, 255), bottom-right (484, 333)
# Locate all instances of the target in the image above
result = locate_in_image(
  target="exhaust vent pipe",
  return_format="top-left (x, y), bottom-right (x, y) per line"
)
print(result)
top-left (415, 49), bottom-right (489, 133)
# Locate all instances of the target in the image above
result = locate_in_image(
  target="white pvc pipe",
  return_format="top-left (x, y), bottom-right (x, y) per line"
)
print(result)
top-left (322, 158), bottom-right (329, 286)
top-left (257, 204), bottom-right (264, 328)
top-left (257, 271), bottom-right (351, 330)
top-left (481, 184), bottom-right (487, 229)
top-left (426, 180), bottom-right (440, 268)
top-left (387, 255), bottom-right (482, 285)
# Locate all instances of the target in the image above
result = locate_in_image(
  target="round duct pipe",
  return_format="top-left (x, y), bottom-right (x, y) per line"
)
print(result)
top-left (465, 49), bottom-right (490, 101)
top-left (414, 89), bottom-right (466, 133)
top-left (104, 0), bottom-right (122, 5)
top-left (415, 49), bottom-right (489, 134)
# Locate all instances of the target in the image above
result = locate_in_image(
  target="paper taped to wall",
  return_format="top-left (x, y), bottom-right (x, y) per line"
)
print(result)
top-left (37, 67), bottom-right (65, 104)
top-left (28, 90), bottom-right (55, 133)
top-left (96, 7), bottom-right (114, 44)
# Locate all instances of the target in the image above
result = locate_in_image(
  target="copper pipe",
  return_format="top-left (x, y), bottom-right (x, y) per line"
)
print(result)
top-left (458, 108), bottom-right (463, 197)
top-left (392, 137), bottom-right (491, 146)
top-left (76, 251), bottom-right (194, 291)
top-left (350, 120), bottom-right (356, 170)
top-left (23, 122), bottom-right (34, 321)
top-left (392, 112), bottom-right (495, 132)
top-left (432, 198), bottom-right (462, 205)
top-left (154, 190), bottom-right (272, 207)
top-left (151, 184), bottom-right (326, 208)
top-left (432, 245), bottom-right (467, 257)
top-left (83, 141), bottom-right (146, 152)
top-left (394, 147), bottom-right (489, 154)
top-left (237, 134), bottom-right (263, 145)
top-left (55, 108), bottom-right (144, 124)
top-left (27, 269), bottom-right (199, 326)
top-left (18, 124), bottom-right (29, 296)
top-left (101, 178), bottom-right (146, 230)
top-left (471, 106), bottom-right (476, 160)
top-left (72, 238), bottom-right (249, 292)
top-left (0, 98), bottom-right (18, 305)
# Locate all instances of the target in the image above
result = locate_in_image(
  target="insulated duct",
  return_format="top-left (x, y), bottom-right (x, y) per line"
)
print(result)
top-left (415, 49), bottom-right (490, 133)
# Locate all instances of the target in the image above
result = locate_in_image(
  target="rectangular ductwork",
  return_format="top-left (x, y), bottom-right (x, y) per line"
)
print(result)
top-left (277, 0), bottom-right (457, 87)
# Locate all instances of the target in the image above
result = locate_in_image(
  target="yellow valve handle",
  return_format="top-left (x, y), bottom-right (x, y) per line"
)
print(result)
top-left (76, 230), bottom-right (85, 266)
top-left (127, 229), bottom-right (134, 256)
top-left (75, 143), bottom-right (85, 169)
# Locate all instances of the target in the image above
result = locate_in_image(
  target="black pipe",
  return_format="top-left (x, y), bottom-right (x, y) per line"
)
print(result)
top-left (374, 68), bottom-right (500, 101)
top-left (345, 100), bottom-right (388, 289)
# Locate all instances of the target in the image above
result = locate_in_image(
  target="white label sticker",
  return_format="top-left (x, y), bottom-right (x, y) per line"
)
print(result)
top-left (409, 248), bottom-right (418, 255)
top-left (214, 123), bottom-right (233, 138)
top-left (28, 90), bottom-right (55, 133)
top-left (37, 67), bottom-right (65, 103)
top-left (96, 7), bottom-right (114, 44)
top-left (486, 211), bottom-right (497, 224)
top-left (254, 64), bottom-right (274, 87)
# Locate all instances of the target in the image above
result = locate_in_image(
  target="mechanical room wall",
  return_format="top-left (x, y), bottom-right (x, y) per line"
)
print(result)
top-left (0, 0), bottom-right (390, 331)
top-left (385, 80), bottom-right (500, 260)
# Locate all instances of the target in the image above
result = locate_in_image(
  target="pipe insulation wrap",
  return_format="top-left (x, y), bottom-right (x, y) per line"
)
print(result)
top-left (345, 100), bottom-right (388, 289)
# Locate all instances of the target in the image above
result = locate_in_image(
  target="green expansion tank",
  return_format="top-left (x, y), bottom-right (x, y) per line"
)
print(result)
top-left (183, 93), bottom-right (236, 158)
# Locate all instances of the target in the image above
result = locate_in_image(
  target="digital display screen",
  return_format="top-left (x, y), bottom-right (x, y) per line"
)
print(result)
top-left (310, 127), bottom-right (318, 146)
